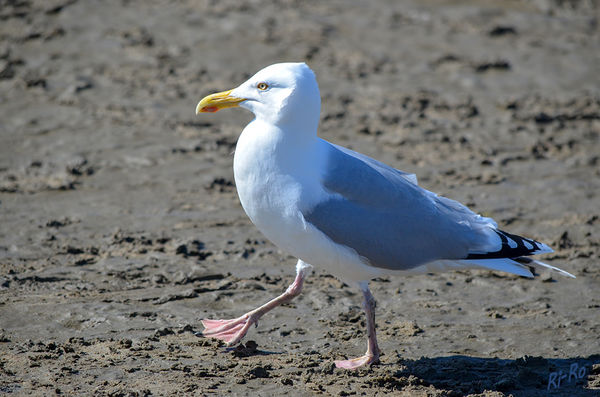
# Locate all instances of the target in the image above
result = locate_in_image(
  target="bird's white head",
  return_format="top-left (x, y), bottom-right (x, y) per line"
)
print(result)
top-left (196, 62), bottom-right (321, 131)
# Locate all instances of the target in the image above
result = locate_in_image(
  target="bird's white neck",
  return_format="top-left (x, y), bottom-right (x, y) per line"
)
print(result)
top-left (274, 107), bottom-right (320, 136)
top-left (234, 119), bottom-right (317, 176)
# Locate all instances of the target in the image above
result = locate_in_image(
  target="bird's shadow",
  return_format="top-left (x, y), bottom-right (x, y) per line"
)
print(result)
top-left (386, 354), bottom-right (599, 396)
top-left (194, 330), bottom-right (281, 357)
top-left (224, 340), bottom-right (282, 357)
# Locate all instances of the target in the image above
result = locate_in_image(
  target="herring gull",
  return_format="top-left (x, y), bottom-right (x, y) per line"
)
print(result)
top-left (195, 62), bottom-right (574, 369)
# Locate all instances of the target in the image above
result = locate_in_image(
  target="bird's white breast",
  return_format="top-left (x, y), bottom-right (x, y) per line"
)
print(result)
top-left (233, 120), bottom-right (321, 248)
top-left (233, 121), bottom-right (385, 282)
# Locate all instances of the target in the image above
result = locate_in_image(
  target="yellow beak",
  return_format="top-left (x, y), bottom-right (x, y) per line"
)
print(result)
top-left (195, 89), bottom-right (246, 114)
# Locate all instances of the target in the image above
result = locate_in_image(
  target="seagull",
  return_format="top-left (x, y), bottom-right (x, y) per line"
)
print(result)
top-left (195, 62), bottom-right (574, 369)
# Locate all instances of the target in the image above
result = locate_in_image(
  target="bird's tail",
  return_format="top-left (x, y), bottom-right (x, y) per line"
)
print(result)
top-left (463, 257), bottom-right (575, 279)
top-left (514, 256), bottom-right (576, 278)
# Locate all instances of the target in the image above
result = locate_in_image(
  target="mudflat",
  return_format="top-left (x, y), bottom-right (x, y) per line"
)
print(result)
top-left (1, 0), bottom-right (599, 396)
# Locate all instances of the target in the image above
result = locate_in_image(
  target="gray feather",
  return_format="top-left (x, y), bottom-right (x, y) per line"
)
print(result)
top-left (303, 141), bottom-right (497, 271)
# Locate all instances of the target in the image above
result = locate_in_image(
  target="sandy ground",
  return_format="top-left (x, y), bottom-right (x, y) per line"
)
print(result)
top-left (1, 0), bottom-right (599, 395)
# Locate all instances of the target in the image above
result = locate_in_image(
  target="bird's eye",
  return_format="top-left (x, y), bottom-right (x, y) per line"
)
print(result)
top-left (257, 82), bottom-right (269, 91)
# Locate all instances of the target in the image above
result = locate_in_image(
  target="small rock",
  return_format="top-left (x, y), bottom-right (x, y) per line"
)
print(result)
top-left (247, 364), bottom-right (270, 378)
top-left (233, 340), bottom-right (259, 357)
top-left (154, 327), bottom-right (174, 337)
top-left (488, 26), bottom-right (517, 37)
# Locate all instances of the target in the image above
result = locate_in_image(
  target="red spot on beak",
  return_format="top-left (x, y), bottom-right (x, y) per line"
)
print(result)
top-left (203, 106), bottom-right (219, 113)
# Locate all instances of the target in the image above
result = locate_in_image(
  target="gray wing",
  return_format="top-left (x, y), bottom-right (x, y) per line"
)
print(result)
top-left (302, 140), bottom-right (498, 271)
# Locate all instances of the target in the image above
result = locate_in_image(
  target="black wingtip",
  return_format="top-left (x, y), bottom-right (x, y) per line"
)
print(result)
top-left (466, 230), bottom-right (548, 260)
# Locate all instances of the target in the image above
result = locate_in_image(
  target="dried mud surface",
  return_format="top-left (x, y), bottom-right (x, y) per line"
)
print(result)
top-left (1, 0), bottom-right (599, 396)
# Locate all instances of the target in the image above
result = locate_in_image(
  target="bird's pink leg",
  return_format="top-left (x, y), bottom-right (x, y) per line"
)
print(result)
top-left (335, 282), bottom-right (380, 369)
top-left (201, 261), bottom-right (311, 345)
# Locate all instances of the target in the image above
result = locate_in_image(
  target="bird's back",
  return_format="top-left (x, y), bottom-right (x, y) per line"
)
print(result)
top-left (302, 141), bottom-right (503, 270)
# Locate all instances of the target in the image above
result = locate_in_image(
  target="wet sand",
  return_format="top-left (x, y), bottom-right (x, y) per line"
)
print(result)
top-left (1, 0), bottom-right (599, 395)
